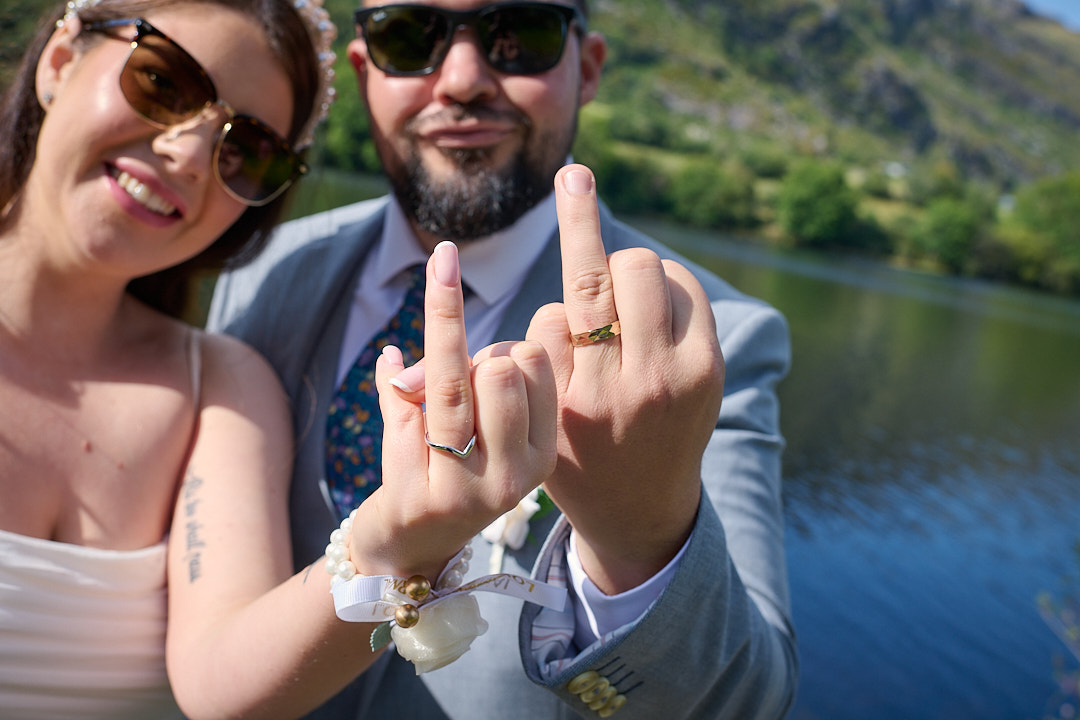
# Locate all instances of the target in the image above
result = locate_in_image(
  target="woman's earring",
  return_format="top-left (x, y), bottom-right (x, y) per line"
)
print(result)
top-left (42, 92), bottom-right (54, 108)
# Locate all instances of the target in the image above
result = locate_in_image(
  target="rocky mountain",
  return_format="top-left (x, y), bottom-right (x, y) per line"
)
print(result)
top-left (586, 0), bottom-right (1080, 187)
top-left (4, 0), bottom-right (1080, 189)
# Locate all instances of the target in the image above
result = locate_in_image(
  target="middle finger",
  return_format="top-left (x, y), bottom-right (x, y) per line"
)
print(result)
top-left (422, 241), bottom-right (475, 456)
top-left (554, 164), bottom-right (621, 356)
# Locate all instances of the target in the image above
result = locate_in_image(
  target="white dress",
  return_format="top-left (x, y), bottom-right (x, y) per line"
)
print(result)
top-left (0, 530), bottom-right (183, 719)
top-left (0, 331), bottom-right (200, 719)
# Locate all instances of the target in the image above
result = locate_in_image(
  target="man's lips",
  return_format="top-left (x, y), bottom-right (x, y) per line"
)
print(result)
top-left (410, 105), bottom-right (529, 149)
top-left (422, 123), bottom-right (517, 148)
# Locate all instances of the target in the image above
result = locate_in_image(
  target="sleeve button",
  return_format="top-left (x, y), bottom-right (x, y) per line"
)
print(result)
top-left (598, 694), bottom-right (627, 717)
top-left (579, 678), bottom-right (611, 704)
top-left (567, 670), bottom-right (602, 694)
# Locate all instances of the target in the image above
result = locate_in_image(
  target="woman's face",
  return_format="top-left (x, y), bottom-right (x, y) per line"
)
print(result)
top-left (25, 3), bottom-right (294, 280)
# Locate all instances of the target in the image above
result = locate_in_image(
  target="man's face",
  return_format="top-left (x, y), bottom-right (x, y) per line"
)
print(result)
top-left (348, 1), bottom-right (605, 244)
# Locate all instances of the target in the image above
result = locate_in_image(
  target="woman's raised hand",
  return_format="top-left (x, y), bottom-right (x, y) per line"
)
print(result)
top-left (349, 241), bottom-right (557, 582)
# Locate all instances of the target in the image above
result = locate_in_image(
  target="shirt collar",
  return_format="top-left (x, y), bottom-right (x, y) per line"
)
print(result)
top-left (376, 192), bottom-right (559, 306)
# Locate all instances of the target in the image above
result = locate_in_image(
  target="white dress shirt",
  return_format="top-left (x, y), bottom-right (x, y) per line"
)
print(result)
top-left (335, 194), bottom-right (687, 647)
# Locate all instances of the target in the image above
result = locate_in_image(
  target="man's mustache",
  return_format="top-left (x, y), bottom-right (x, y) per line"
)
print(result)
top-left (407, 103), bottom-right (532, 133)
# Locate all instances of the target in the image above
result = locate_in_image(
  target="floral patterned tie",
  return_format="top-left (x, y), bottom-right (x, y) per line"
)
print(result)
top-left (325, 266), bottom-right (425, 520)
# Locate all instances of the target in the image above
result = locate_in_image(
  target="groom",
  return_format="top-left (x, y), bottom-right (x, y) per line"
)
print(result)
top-left (208, 1), bottom-right (797, 717)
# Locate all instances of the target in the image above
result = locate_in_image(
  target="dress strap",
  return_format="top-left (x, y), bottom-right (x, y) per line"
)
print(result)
top-left (187, 328), bottom-right (203, 410)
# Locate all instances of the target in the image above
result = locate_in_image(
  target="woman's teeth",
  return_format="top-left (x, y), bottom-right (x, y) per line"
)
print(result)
top-left (114, 170), bottom-right (177, 216)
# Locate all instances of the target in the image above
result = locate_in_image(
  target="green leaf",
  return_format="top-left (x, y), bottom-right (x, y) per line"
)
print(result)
top-left (533, 489), bottom-right (556, 521)
top-left (370, 621), bottom-right (393, 652)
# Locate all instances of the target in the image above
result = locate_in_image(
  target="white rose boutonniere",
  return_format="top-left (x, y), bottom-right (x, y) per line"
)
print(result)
top-left (481, 488), bottom-right (543, 550)
top-left (391, 593), bottom-right (490, 674)
top-left (480, 489), bottom-right (556, 574)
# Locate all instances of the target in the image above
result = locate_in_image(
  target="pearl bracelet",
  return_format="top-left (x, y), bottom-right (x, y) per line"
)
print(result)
top-left (323, 508), bottom-right (473, 593)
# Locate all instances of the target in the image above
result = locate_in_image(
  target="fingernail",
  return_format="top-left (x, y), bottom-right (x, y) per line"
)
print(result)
top-left (382, 344), bottom-right (404, 368)
top-left (564, 169), bottom-right (593, 196)
top-left (433, 240), bottom-right (460, 287)
top-left (390, 362), bottom-right (425, 393)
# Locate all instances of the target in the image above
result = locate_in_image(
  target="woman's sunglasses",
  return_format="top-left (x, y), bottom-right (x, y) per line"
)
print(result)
top-left (81, 18), bottom-right (306, 207)
top-left (354, 2), bottom-right (587, 77)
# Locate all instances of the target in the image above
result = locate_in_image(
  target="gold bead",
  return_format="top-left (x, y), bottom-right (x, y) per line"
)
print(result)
top-left (405, 574), bottom-right (431, 602)
top-left (395, 604), bottom-right (420, 628)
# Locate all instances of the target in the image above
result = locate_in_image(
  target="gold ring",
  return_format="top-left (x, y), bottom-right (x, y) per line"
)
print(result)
top-left (570, 320), bottom-right (621, 347)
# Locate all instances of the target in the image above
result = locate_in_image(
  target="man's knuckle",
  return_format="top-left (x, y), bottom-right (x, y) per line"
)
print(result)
top-left (567, 269), bottom-right (612, 301)
top-left (609, 248), bottom-right (659, 274)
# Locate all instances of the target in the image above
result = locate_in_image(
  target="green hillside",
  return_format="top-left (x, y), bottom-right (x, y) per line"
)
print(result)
top-left (7, 0), bottom-right (1079, 185)
top-left (5, 0), bottom-right (1080, 293)
top-left (587, 0), bottom-right (1080, 188)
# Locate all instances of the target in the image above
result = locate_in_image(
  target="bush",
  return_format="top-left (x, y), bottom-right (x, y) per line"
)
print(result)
top-left (1010, 172), bottom-right (1080, 267)
top-left (965, 232), bottom-right (1018, 283)
top-left (912, 197), bottom-right (982, 273)
top-left (738, 144), bottom-right (789, 179)
top-left (580, 147), bottom-right (671, 216)
top-left (777, 159), bottom-right (859, 247)
top-left (860, 168), bottom-right (892, 199)
top-left (670, 160), bottom-right (756, 229)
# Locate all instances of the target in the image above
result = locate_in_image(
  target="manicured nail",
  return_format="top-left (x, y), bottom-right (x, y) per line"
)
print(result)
top-left (433, 240), bottom-right (460, 287)
top-left (382, 345), bottom-right (404, 368)
top-left (390, 362), bottom-right (425, 393)
top-left (564, 169), bottom-right (593, 196)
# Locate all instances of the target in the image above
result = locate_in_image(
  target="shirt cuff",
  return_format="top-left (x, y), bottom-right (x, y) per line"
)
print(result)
top-left (566, 529), bottom-right (690, 649)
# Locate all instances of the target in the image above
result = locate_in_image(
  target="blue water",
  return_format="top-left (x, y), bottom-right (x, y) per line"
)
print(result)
top-left (638, 220), bottom-right (1080, 720)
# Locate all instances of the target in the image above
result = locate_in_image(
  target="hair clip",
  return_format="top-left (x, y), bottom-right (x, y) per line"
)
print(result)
top-left (290, 0), bottom-right (337, 148)
top-left (56, 0), bottom-right (94, 27)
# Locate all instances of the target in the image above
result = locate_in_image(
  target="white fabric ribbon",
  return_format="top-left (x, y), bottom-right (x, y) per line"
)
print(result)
top-left (331, 570), bottom-right (567, 622)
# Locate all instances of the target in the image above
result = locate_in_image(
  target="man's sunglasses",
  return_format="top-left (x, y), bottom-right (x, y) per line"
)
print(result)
top-left (354, 2), bottom-right (587, 77)
top-left (82, 18), bottom-right (306, 207)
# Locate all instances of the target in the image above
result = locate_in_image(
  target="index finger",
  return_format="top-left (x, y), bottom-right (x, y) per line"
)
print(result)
top-left (421, 241), bottom-right (474, 454)
top-left (554, 164), bottom-right (619, 337)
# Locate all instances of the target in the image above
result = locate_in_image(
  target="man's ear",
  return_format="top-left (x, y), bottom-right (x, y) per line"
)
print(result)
top-left (347, 37), bottom-right (369, 82)
top-left (35, 16), bottom-right (83, 110)
top-left (577, 31), bottom-right (607, 108)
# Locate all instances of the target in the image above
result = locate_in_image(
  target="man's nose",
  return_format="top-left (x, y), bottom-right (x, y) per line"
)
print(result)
top-left (431, 26), bottom-right (500, 105)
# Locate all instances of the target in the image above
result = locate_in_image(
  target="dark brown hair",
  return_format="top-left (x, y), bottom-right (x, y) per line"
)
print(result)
top-left (0, 0), bottom-right (322, 317)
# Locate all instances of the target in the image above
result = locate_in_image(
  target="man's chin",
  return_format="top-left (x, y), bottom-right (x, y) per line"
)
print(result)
top-left (396, 155), bottom-right (544, 241)
top-left (423, 145), bottom-right (507, 178)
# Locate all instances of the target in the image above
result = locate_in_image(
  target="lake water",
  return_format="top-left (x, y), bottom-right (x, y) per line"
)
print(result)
top-left (630, 218), bottom-right (1080, 720)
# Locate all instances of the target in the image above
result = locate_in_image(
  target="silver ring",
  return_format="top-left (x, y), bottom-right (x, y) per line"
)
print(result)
top-left (424, 433), bottom-right (477, 459)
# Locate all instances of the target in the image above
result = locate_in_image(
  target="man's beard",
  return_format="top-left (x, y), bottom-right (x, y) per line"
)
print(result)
top-left (390, 148), bottom-right (547, 242)
top-left (373, 108), bottom-right (575, 243)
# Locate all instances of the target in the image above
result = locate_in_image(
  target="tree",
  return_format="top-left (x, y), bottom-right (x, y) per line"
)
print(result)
top-left (913, 197), bottom-right (982, 273)
top-left (670, 160), bottom-right (756, 229)
top-left (778, 159), bottom-right (859, 247)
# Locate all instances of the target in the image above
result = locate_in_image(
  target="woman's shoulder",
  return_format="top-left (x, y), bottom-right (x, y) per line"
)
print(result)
top-left (192, 330), bottom-right (289, 414)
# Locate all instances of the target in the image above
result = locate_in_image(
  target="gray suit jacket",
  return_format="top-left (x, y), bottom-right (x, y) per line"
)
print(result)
top-left (207, 196), bottom-right (797, 719)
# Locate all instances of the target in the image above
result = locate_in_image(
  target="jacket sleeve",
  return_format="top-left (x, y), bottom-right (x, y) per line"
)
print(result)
top-left (519, 299), bottom-right (797, 720)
